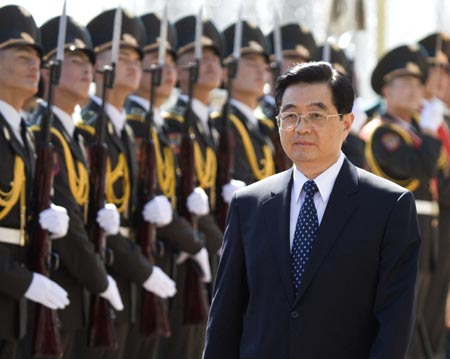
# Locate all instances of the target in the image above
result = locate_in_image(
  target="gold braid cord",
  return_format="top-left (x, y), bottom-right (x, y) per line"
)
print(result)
top-left (229, 114), bottom-right (275, 180)
top-left (364, 119), bottom-right (420, 192)
top-left (193, 140), bottom-right (217, 189)
top-left (50, 129), bottom-right (89, 206)
top-left (152, 130), bottom-right (176, 205)
top-left (106, 153), bottom-right (131, 214)
top-left (0, 156), bottom-right (25, 221)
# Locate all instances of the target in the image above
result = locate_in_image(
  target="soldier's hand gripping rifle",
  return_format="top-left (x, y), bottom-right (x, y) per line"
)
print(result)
top-left (30, 5), bottom-right (66, 358)
top-left (86, 7), bottom-right (121, 350)
top-left (137, 11), bottom-right (171, 334)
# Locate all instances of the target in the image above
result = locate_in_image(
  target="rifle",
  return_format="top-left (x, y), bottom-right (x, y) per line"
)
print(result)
top-left (137, 63), bottom-right (171, 337)
top-left (86, 64), bottom-right (118, 349)
top-left (179, 60), bottom-right (209, 324)
top-left (215, 59), bottom-right (238, 230)
top-left (30, 57), bottom-right (63, 359)
top-left (269, 61), bottom-right (291, 172)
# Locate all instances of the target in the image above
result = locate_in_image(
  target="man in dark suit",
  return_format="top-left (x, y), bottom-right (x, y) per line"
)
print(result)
top-left (204, 62), bottom-right (421, 359)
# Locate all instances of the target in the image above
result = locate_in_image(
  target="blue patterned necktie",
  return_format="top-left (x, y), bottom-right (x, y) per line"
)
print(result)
top-left (291, 180), bottom-right (319, 295)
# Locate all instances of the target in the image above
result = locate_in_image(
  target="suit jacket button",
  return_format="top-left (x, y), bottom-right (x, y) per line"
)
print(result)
top-left (291, 311), bottom-right (299, 319)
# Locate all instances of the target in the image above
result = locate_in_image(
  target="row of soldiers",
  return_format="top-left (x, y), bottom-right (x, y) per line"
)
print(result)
top-left (1, 3), bottom-right (450, 359)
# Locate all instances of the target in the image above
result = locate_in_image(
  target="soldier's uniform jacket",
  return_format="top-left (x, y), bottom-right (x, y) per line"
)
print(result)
top-left (30, 103), bottom-right (108, 331)
top-left (0, 112), bottom-right (36, 340)
top-left (77, 99), bottom-right (153, 324)
top-left (361, 112), bottom-right (442, 272)
top-left (124, 96), bottom-right (203, 264)
top-left (210, 99), bottom-right (275, 185)
top-left (163, 96), bottom-right (222, 255)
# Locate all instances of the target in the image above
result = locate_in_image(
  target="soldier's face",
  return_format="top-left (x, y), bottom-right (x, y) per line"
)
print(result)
top-left (0, 45), bottom-right (40, 99)
top-left (177, 47), bottom-right (222, 91)
top-left (140, 51), bottom-right (177, 101)
top-left (57, 51), bottom-right (93, 101)
top-left (232, 53), bottom-right (268, 99)
top-left (116, 48), bottom-right (142, 92)
top-left (425, 65), bottom-right (450, 101)
top-left (383, 76), bottom-right (423, 113)
top-left (279, 82), bottom-right (352, 178)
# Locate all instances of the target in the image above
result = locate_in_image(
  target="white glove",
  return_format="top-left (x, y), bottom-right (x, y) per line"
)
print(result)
top-left (175, 248), bottom-right (211, 283)
top-left (420, 98), bottom-right (445, 132)
top-left (97, 203), bottom-right (120, 236)
top-left (187, 187), bottom-right (209, 216)
top-left (24, 273), bottom-right (69, 310)
top-left (142, 195), bottom-right (173, 227)
top-left (222, 179), bottom-right (246, 204)
top-left (193, 248), bottom-right (212, 283)
top-left (142, 266), bottom-right (177, 298)
top-left (351, 97), bottom-right (368, 134)
top-left (99, 275), bottom-right (124, 311)
top-left (39, 203), bottom-right (69, 239)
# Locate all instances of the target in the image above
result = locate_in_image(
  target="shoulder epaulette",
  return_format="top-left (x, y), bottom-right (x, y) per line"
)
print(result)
top-left (209, 111), bottom-right (222, 121)
top-left (80, 109), bottom-right (97, 125)
top-left (163, 111), bottom-right (184, 124)
top-left (126, 113), bottom-right (145, 123)
top-left (76, 123), bottom-right (96, 136)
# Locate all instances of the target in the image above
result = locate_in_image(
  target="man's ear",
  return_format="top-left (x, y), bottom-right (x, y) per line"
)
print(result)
top-left (343, 112), bottom-right (354, 134)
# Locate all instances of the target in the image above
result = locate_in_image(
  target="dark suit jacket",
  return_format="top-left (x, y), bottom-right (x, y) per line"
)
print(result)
top-left (204, 159), bottom-right (421, 359)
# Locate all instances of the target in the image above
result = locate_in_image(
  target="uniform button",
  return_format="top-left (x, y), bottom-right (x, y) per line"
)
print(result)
top-left (291, 311), bottom-right (299, 319)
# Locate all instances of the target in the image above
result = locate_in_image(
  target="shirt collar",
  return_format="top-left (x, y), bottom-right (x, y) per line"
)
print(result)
top-left (128, 95), bottom-right (164, 130)
top-left (0, 99), bottom-right (22, 133)
top-left (292, 152), bottom-right (346, 204)
top-left (39, 101), bottom-right (75, 138)
top-left (230, 98), bottom-right (258, 127)
top-left (92, 95), bottom-right (126, 135)
top-left (179, 94), bottom-right (210, 133)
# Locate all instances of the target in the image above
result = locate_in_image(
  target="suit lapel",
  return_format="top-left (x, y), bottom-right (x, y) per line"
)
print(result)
top-left (262, 169), bottom-right (295, 304)
top-left (52, 117), bottom-right (87, 167)
top-left (294, 159), bottom-right (360, 305)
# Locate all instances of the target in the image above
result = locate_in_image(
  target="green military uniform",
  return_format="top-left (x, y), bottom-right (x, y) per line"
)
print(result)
top-left (125, 96), bottom-right (203, 359)
top-left (28, 17), bottom-right (109, 359)
top-left (160, 15), bottom-right (225, 359)
top-left (218, 20), bottom-right (275, 185)
top-left (0, 6), bottom-right (40, 359)
top-left (362, 44), bottom-right (441, 358)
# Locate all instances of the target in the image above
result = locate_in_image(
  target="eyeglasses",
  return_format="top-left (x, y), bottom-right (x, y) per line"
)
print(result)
top-left (276, 111), bottom-right (342, 131)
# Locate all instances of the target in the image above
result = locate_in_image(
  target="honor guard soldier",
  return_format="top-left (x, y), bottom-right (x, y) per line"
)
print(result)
top-left (360, 44), bottom-right (441, 359)
top-left (218, 20), bottom-right (275, 185)
top-left (263, 23), bottom-right (319, 172)
top-left (162, 14), bottom-right (228, 359)
top-left (318, 43), bottom-right (367, 168)
top-left (30, 15), bottom-right (125, 359)
top-left (0, 5), bottom-right (70, 359)
top-left (78, 8), bottom-right (176, 359)
top-left (124, 12), bottom-right (204, 359)
top-left (418, 32), bottom-right (450, 358)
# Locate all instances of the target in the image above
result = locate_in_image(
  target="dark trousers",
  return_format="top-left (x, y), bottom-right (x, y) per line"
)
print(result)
top-left (0, 339), bottom-right (18, 359)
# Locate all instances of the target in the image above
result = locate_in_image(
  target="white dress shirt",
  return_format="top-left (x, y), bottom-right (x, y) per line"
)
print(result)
top-left (91, 96), bottom-right (126, 135)
top-left (180, 94), bottom-right (210, 135)
top-left (230, 98), bottom-right (258, 127)
top-left (289, 152), bottom-right (346, 250)
top-left (0, 99), bottom-right (23, 145)
top-left (48, 104), bottom-right (75, 138)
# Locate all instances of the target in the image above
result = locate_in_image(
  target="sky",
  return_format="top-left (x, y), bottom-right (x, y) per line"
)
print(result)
top-left (1, 0), bottom-right (449, 100)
